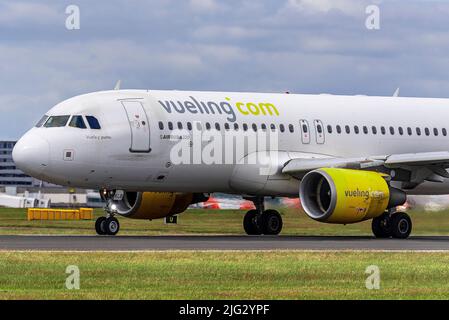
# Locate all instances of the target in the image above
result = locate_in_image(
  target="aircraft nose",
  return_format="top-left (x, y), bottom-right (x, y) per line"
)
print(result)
top-left (12, 134), bottom-right (50, 177)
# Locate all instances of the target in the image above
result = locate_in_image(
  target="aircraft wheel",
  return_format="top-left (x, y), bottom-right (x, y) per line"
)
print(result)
top-left (104, 217), bottom-right (120, 236)
top-left (95, 217), bottom-right (107, 235)
top-left (391, 212), bottom-right (412, 239)
top-left (243, 210), bottom-right (262, 235)
top-left (371, 213), bottom-right (391, 238)
top-left (261, 210), bottom-right (283, 235)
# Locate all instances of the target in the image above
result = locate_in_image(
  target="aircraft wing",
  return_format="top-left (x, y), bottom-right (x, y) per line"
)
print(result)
top-left (282, 151), bottom-right (449, 183)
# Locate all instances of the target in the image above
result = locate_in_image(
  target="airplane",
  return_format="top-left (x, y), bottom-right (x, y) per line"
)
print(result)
top-left (12, 88), bottom-right (449, 238)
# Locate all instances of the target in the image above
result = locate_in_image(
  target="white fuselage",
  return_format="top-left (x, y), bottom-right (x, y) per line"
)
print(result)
top-left (13, 90), bottom-right (449, 196)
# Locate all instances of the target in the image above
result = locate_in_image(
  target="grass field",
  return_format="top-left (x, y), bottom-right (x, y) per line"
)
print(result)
top-left (1, 251), bottom-right (449, 299)
top-left (2, 207), bottom-right (449, 300)
top-left (2, 207), bottom-right (449, 236)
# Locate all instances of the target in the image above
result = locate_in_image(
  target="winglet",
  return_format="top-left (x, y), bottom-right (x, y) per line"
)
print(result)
top-left (393, 87), bottom-right (400, 97)
top-left (114, 80), bottom-right (121, 90)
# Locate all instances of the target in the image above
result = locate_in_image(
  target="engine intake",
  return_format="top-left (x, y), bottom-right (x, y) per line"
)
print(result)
top-left (299, 168), bottom-right (406, 224)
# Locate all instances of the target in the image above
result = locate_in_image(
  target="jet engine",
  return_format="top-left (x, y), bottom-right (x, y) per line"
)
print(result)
top-left (299, 168), bottom-right (406, 224)
top-left (107, 191), bottom-right (205, 220)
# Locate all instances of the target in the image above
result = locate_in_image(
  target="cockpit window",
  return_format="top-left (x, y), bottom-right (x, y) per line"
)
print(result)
top-left (86, 116), bottom-right (101, 129)
top-left (44, 115), bottom-right (70, 128)
top-left (69, 115), bottom-right (87, 129)
top-left (35, 115), bottom-right (48, 127)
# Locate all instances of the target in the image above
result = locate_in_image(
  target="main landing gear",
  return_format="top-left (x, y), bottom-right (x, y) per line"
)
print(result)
top-left (372, 211), bottom-right (412, 239)
top-left (243, 197), bottom-right (283, 235)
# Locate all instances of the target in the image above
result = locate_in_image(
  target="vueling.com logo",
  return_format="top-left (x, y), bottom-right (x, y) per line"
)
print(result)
top-left (158, 96), bottom-right (280, 122)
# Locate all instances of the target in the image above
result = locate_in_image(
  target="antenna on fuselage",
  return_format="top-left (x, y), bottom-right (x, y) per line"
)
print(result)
top-left (393, 87), bottom-right (400, 97)
top-left (114, 80), bottom-right (121, 90)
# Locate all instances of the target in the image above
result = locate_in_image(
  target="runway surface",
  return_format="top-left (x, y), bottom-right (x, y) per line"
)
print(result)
top-left (1, 235), bottom-right (449, 251)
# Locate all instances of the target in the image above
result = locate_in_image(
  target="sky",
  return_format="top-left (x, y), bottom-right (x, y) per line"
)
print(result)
top-left (1, 0), bottom-right (449, 139)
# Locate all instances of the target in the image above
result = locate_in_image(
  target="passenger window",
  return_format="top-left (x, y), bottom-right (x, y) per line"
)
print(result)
top-left (196, 122), bottom-right (202, 131)
top-left (168, 122), bottom-right (173, 130)
top-left (434, 128), bottom-right (439, 136)
top-left (158, 121), bottom-right (164, 130)
top-left (215, 123), bottom-right (220, 131)
top-left (345, 125), bottom-right (350, 134)
top-left (381, 126), bottom-right (386, 135)
top-left (261, 124), bottom-right (267, 131)
top-left (243, 123), bottom-right (248, 131)
top-left (416, 127), bottom-right (421, 136)
top-left (327, 125), bottom-right (332, 134)
top-left (372, 126), bottom-right (377, 135)
top-left (443, 128), bottom-right (447, 136)
top-left (252, 124), bottom-right (257, 132)
top-left (44, 115), bottom-right (70, 128)
top-left (177, 122), bottom-right (183, 130)
top-left (399, 127), bottom-right (404, 135)
top-left (270, 124), bottom-right (276, 132)
top-left (389, 126), bottom-right (395, 135)
top-left (354, 126), bottom-right (359, 134)
top-left (205, 123), bottom-right (211, 130)
top-left (280, 124), bottom-right (285, 133)
top-left (86, 116), bottom-right (101, 129)
top-left (407, 127), bottom-right (412, 135)
top-left (317, 124), bottom-right (322, 134)
top-left (425, 128), bottom-right (430, 136)
top-left (224, 123), bottom-right (230, 131)
top-left (302, 124), bottom-right (308, 133)
top-left (363, 126), bottom-right (368, 134)
top-left (234, 123), bottom-right (239, 131)
top-left (289, 124), bottom-right (294, 133)
top-left (35, 115), bottom-right (48, 128)
top-left (336, 125), bottom-right (341, 134)
top-left (187, 122), bottom-right (192, 131)
top-left (69, 115), bottom-right (87, 129)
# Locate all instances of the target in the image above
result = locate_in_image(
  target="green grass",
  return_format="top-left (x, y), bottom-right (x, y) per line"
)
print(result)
top-left (2, 208), bottom-right (449, 300)
top-left (1, 251), bottom-right (449, 299)
top-left (1, 207), bottom-right (449, 236)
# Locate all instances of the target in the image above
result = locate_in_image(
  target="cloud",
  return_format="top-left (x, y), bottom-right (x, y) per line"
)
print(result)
top-left (189, 0), bottom-right (223, 12)
top-left (283, 0), bottom-right (381, 17)
top-left (1, 0), bottom-right (449, 139)
top-left (0, 2), bottom-right (61, 26)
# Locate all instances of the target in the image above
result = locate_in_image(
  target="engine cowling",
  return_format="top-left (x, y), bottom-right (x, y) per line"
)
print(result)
top-left (299, 168), bottom-right (406, 224)
top-left (109, 191), bottom-right (200, 220)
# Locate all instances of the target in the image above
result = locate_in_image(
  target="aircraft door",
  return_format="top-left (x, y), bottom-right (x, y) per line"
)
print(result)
top-left (313, 120), bottom-right (325, 144)
top-left (121, 101), bottom-right (151, 153)
top-left (299, 119), bottom-right (310, 144)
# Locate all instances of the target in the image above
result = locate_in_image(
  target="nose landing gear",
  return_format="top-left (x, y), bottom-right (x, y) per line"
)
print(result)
top-left (243, 197), bottom-right (283, 235)
top-left (95, 216), bottom-right (120, 236)
top-left (95, 189), bottom-right (121, 236)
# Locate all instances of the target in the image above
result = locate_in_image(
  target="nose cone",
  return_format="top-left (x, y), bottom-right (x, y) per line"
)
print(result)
top-left (13, 133), bottom-right (50, 178)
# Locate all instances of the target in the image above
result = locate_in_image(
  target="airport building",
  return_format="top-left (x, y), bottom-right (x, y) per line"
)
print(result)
top-left (0, 140), bottom-right (34, 186)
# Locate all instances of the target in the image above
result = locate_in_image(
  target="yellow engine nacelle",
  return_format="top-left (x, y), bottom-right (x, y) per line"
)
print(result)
top-left (299, 168), bottom-right (406, 224)
top-left (111, 191), bottom-right (197, 220)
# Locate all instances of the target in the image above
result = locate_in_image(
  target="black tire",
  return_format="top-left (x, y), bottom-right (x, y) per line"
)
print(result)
top-left (104, 217), bottom-right (120, 236)
top-left (391, 212), bottom-right (412, 239)
top-left (261, 210), bottom-right (283, 235)
top-left (243, 210), bottom-right (262, 235)
top-left (95, 217), bottom-right (107, 235)
top-left (372, 214), bottom-right (391, 238)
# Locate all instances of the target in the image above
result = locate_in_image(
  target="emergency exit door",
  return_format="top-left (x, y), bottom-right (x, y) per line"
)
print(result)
top-left (121, 101), bottom-right (151, 153)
